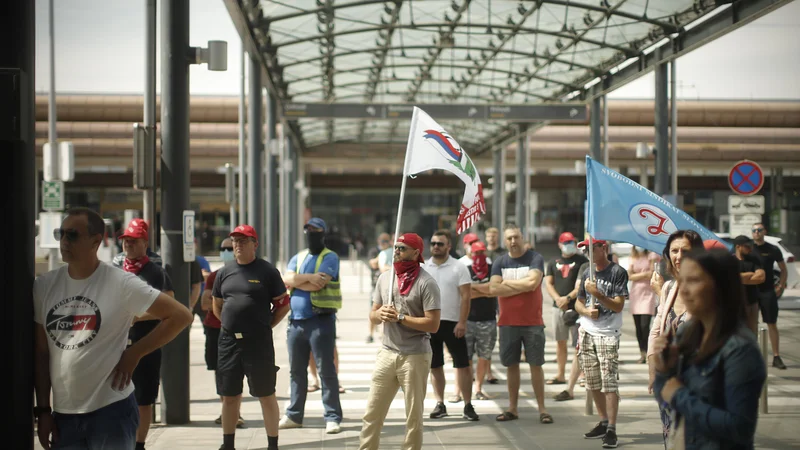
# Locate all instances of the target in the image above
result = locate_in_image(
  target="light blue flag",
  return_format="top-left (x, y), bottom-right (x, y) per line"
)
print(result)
top-left (586, 156), bottom-right (731, 254)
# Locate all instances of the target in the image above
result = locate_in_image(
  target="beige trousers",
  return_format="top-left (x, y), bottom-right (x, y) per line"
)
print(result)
top-left (359, 348), bottom-right (432, 450)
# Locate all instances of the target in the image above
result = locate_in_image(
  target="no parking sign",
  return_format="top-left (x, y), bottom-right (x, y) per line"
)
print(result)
top-left (728, 160), bottom-right (764, 196)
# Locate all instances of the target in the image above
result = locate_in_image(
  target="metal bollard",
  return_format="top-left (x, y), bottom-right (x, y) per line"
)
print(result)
top-left (585, 390), bottom-right (594, 416)
top-left (760, 327), bottom-right (769, 414)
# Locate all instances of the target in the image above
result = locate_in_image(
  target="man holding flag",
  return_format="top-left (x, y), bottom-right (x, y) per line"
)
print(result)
top-left (575, 238), bottom-right (628, 448)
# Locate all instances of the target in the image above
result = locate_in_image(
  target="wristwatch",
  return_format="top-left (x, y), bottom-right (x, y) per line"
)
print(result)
top-left (397, 313), bottom-right (405, 323)
top-left (33, 406), bottom-right (51, 416)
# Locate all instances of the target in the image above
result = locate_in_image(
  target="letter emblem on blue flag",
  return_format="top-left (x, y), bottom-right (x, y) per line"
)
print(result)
top-left (585, 156), bottom-right (730, 254)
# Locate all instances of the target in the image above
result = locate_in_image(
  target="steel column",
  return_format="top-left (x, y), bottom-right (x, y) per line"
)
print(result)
top-left (516, 125), bottom-right (528, 233)
top-left (238, 43), bottom-right (246, 225)
top-left (492, 148), bottom-right (503, 228)
top-left (159, 0), bottom-right (191, 424)
top-left (265, 93), bottom-right (279, 263)
top-left (247, 54), bottom-right (263, 256)
top-left (590, 96), bottom-right (602, 162)
top-left (288, 138), bottom-right (299, 258)
top-left (670, 60), bottom-right (678, 197)
top-left (654, 62), bottom-right (670, 196)
top-left (3, 0), bottom-right (36, 446)
top-left (47, 0), bottom-right (60, 271)
top-left (144, 0), bottom-right (157, 250)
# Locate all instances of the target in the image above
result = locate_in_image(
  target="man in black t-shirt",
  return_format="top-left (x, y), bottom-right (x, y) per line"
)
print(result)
top-left (733, 235), bottom-right (766, 333)
top-left (117, 219), bottom-right (174, 450)
top-left (544, 232), bottom-right (587, 395)
top-left (752, 222), bottom-right (788, 369)
top-left (463, 242), bottom-right (498, 401)
top-left (212, 225), bottom-right (290, 450)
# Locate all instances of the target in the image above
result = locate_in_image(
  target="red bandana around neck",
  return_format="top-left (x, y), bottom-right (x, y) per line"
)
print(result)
top-left (472, 253), bottom-right (489, 279)
top-left (123, 255), bottom-right (150, 275)
top-left (394, 260), bottom-right (421, 296)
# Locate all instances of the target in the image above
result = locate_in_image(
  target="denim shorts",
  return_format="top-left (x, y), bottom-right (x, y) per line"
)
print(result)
top-left (52, 393), bottom-right (138, 450)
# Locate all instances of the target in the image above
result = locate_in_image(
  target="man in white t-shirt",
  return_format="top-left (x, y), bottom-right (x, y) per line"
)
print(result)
top-left (33, 207), bottom-right (193, 450)
top-left (423, 230), bottom-right (479, 421)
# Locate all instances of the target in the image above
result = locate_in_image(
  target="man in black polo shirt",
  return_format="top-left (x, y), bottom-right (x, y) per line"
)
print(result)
top-left (212, 225), bottom-right (290, 450)
top-left (117, 219), bottom-right (174, 450)
top-left (752, 222), bottom-right (788, 369)
top-left (733, 235), bottom-right (766, 333)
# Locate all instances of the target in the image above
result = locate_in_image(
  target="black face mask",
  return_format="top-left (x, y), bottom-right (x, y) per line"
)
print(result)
top-left (306, 231), bottom-right (326, 254)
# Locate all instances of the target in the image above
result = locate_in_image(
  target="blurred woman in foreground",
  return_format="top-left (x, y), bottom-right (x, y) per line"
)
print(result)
top-left (652, 249), bottom-right (766, 450)
top-left (648, 230), bottom-right (704, 444)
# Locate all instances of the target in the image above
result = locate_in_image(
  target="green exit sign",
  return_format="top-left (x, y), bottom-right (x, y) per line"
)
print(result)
top-left (42, 180), bottom-right (64, 210)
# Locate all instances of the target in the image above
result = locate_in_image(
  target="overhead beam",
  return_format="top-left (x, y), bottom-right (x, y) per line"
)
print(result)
top-left (272, 22), bottom-right (637, 56)
top-left (290, 78), bottom-right (550, 100)
top-left (221, 0), bottom-right (306, 152)
top-left (582, 0), bottom-right (795, 99)
top-left (282, 102), bottom-right (588, 121)
top-left (357, 1), bottom-right (402, 141)
top-left (281, 45), bottom-right (600, 74)
top-left (263, 0), bottom-right (675, 31)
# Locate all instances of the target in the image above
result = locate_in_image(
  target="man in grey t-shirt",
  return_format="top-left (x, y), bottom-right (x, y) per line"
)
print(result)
top-left (359, 233), bottom-right (441, 450)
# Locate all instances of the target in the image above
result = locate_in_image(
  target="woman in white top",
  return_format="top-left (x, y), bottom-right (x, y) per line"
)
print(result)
top-left (647, 230), bottom-right (704, 447)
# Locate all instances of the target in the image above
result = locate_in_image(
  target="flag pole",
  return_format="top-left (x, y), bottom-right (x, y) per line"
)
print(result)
top-left (387, 107), bottom-right (420, 307)
top-left (586, 156), bottom-right (596, 282)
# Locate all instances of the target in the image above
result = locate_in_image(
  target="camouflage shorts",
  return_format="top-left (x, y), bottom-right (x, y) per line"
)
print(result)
top-left (465, 320), bottom-right (497, 361)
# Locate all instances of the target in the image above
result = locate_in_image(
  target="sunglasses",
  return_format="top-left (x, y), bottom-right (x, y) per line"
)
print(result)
top-left (54, 228), bottom-right (82, 242)
top-left (430, 242), bottom-right (446, 247)
top-left (220, 247), bottom-right (234, 252)
top-left (752, 228), bottom-right (765, 233)
top-left (394, 245), bottom-right (410, 252)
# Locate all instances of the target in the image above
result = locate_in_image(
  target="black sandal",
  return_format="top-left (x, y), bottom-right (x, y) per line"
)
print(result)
top-left (540, 413), bottom-right (554, 424)
top-left (495, 411), bottom-right (518, 422)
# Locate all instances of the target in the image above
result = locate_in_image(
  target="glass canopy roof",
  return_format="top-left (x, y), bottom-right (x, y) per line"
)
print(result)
top-left (244, 0), bottom-right (715, 151)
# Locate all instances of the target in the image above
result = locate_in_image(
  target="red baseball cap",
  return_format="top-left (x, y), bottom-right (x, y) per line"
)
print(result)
top-left (577, 237), bottom-right (607, 248)
top-left (119, 219), bottom-right (148, 241)
top-left (463, 233), bottom-right (479, 245)
top-left (470, 241), bottom-right (487, 253)
top-left (397, 233), bottom-right (425, 263)
top-left (558, 232), bottom-right (577, 244)
top-left (703, 239), bottom-right (728, 250)
top-left (230, 224), bottom-right (258, 241)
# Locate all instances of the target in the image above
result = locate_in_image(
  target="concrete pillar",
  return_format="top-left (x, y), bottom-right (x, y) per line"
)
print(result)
top-left (3, 0), bottom-right (36, 446)
top-left (247, 55), bottom-right (263, 256)
top-left (590, 96), bottom-right (602, 162)
top-left (288, 138), bottom-right (299, 258)
top-left (654, 62), bottom-right (670, 196)
top-left (492, 148), bottom-right (503, 228)
top-left (159, 0), bottom-right (191, 424)
top-left (516, 125), bottom-right (528, 233)
top-left (265, 94), bottom-right (278, 263)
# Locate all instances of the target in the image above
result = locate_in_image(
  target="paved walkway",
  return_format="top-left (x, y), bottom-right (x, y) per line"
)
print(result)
top-left (36, 262), bottom-right (800, 449)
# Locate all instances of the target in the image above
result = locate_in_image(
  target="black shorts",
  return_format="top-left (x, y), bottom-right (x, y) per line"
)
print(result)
top-left (758, 290), bottom-right (779, 324)
top-left (204, 326), bottom-right (221, 371)
top-left (216, 329), bottom-right (277, 398)
top-left (130, 346), bottom-right (161, 406)
top-left (430, 320), bottom-right (470, 369)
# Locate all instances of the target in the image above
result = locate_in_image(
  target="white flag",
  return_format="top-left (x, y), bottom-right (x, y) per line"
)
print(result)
top-left (405, 107), bottom-right (486, 234)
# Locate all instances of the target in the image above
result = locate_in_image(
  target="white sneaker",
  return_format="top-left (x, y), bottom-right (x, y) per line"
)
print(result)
top-left (278, 416), bottom-right (302, 430)
top-left (325, 421), bottom-right (342, 434)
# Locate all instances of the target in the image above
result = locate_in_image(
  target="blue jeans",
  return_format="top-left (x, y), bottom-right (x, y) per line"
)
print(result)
top-left (286, 314), bottom-right (343, 423)
top-left (53, 393), bottom-right (138, 450)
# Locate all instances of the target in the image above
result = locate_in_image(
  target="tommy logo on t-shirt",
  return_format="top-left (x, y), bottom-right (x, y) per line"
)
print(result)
top-left (46, 296), bottom-right (102, 350)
